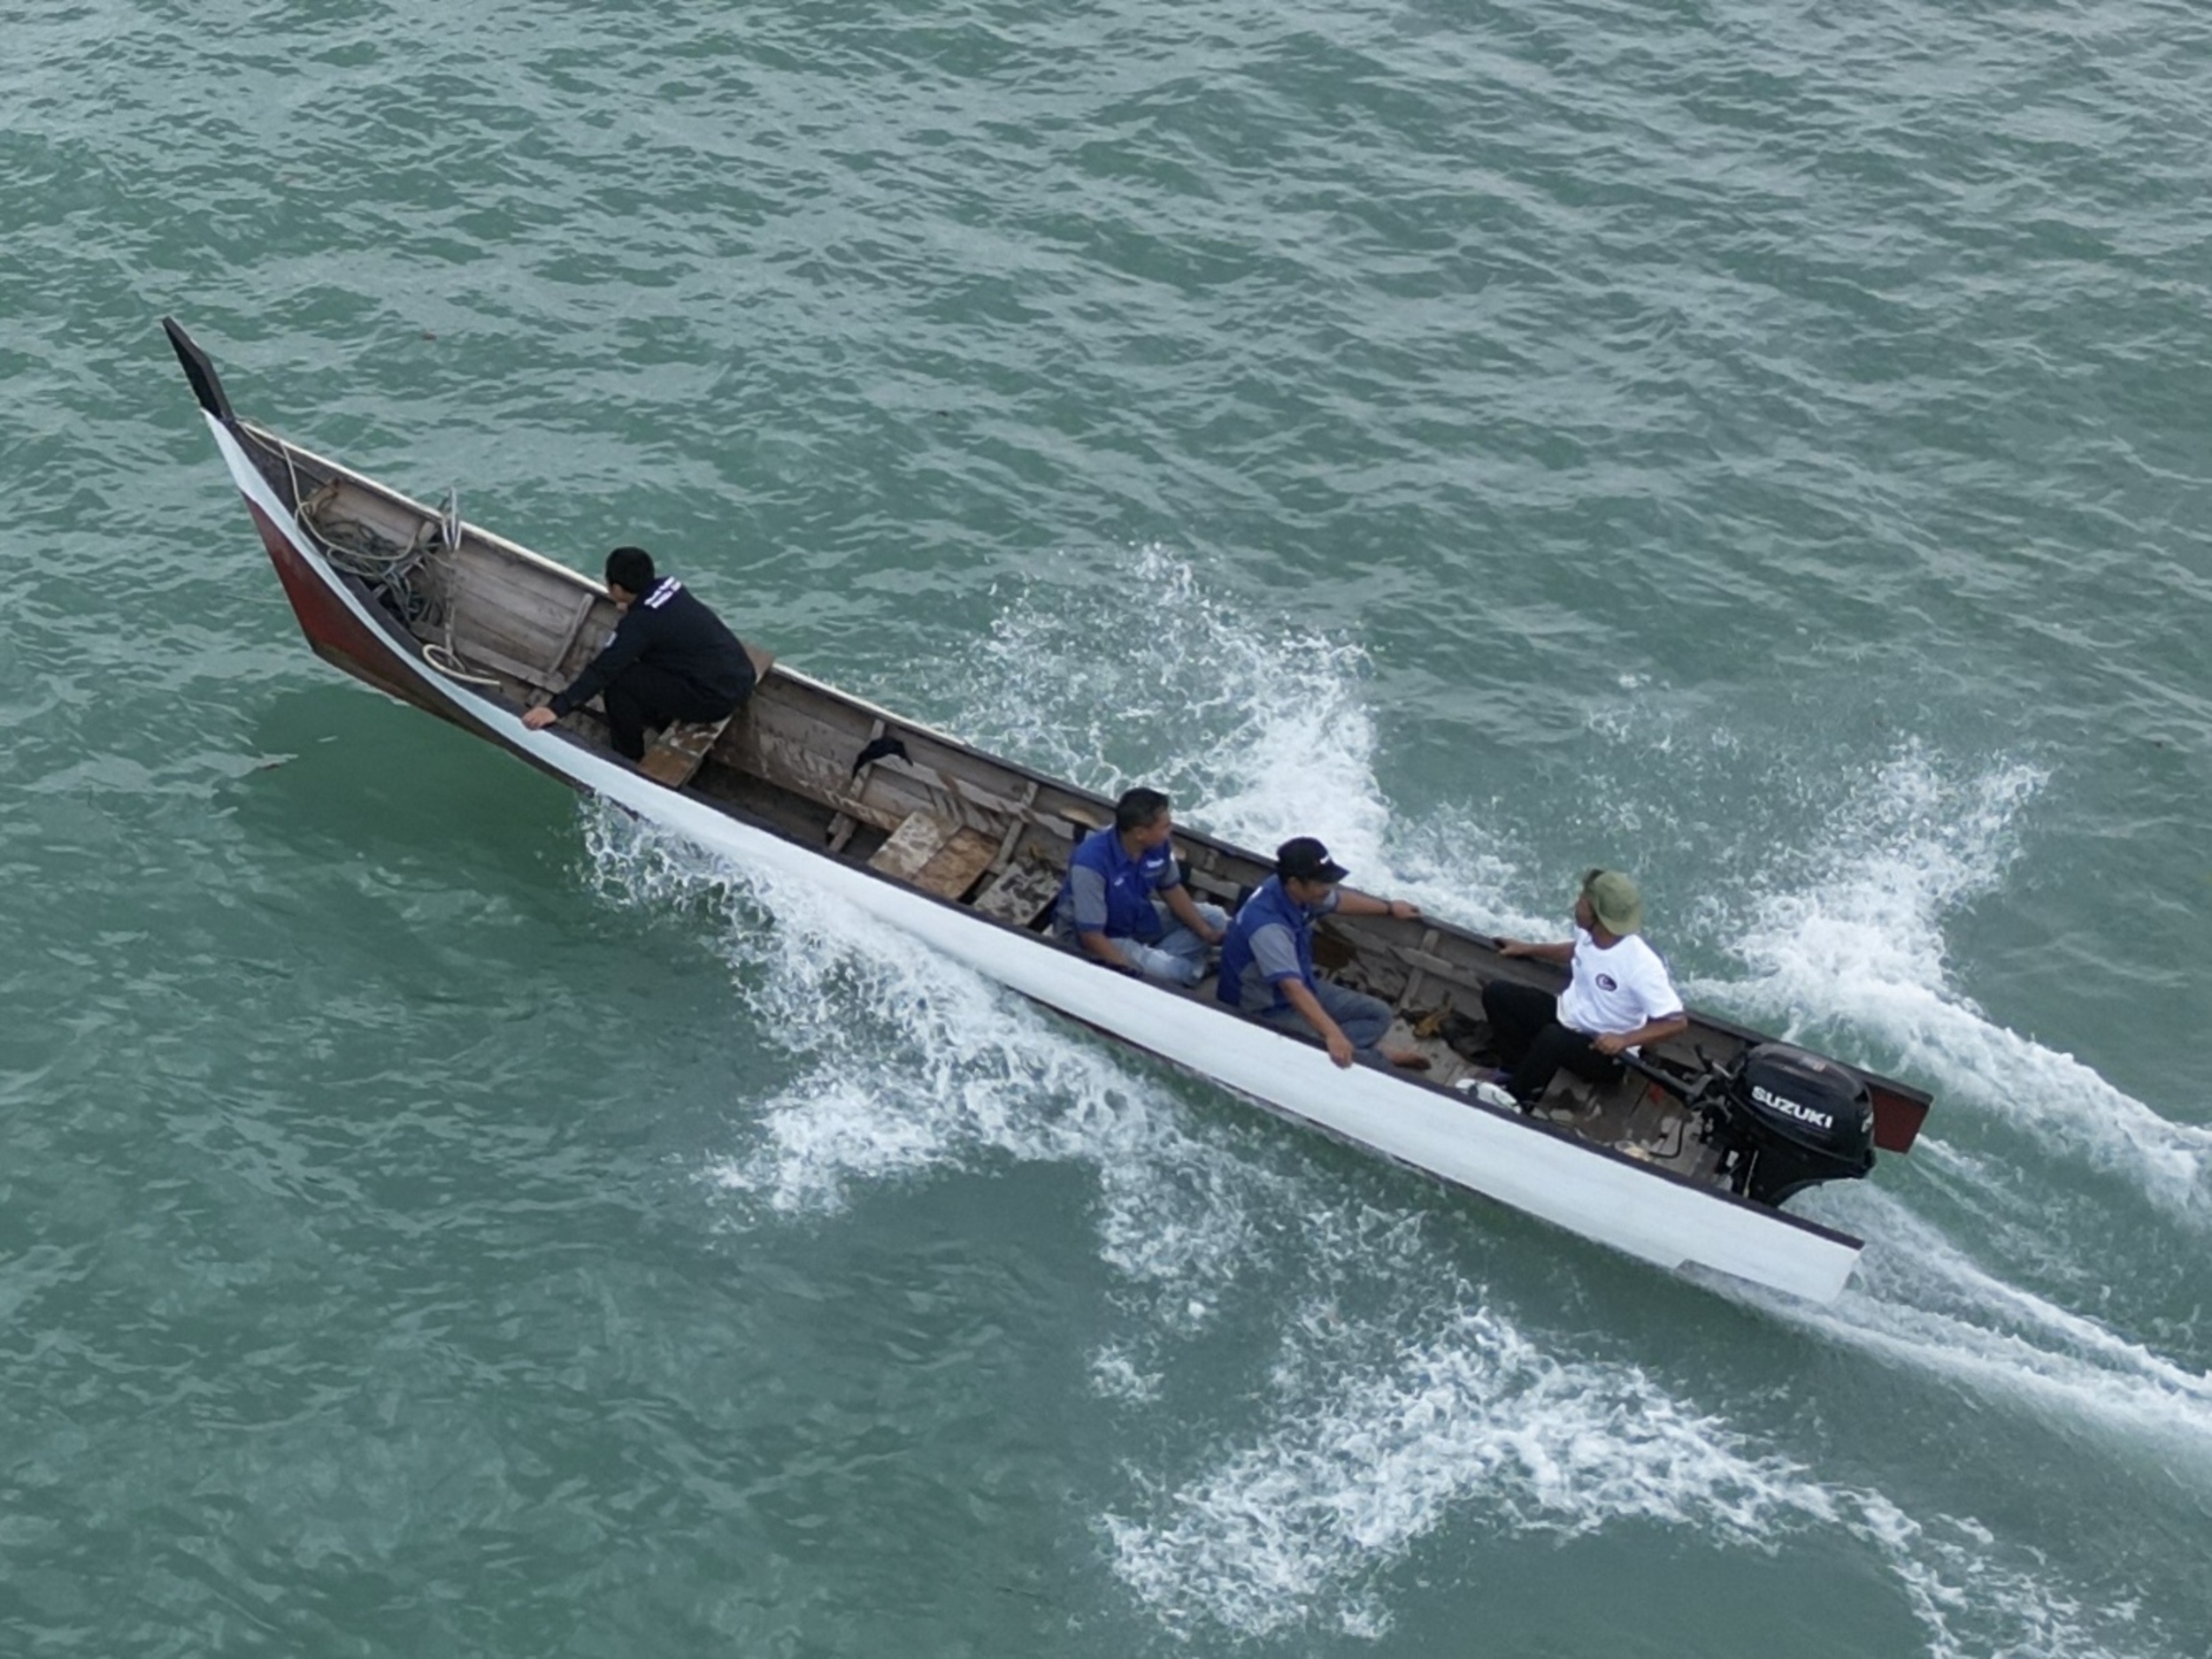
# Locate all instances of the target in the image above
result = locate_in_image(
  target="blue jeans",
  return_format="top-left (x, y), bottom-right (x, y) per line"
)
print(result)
top-left (1120, 902), bottom-right (1229, 987)
top-left (1258, 979), bottom-right (1395, 1057)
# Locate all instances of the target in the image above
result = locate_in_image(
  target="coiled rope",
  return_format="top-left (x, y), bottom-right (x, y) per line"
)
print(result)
top-left (286, 463), bottom-right (502, 690)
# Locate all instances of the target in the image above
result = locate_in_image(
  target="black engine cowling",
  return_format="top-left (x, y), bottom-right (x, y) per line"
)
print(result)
top-left (1706, 1042), bottom-right (1876, 1207)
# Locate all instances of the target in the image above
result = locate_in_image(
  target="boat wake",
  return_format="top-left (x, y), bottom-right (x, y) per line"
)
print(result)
top-left (1100, 1289), bottom-right (2147, 1656)
top-left (574, 553), bottom-right (2204, 1651)
top-left (1686, 748), bottom-right (2212, 1225)
top-left (579, 846), bottom-right (2187, 1654)
top-left (581, 798), bottom-right (2165, 1654)
top-left (579, 820), bottom-right (1291, 1308)
top-left (1763, 1183), bottom-right (2212, 1469)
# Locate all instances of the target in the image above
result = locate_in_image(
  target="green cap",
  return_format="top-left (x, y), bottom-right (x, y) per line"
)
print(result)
top-left (1581, 868), bottom-right (1644, 935)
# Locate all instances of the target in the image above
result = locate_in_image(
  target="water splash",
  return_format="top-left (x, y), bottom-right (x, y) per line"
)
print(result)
top-left (1696, 746), bottom-right (2043, 1018)
top-left (1753, 1183), bottom-right (2212, 1469)
top-left (919, 542), bottom-right (1540, 938)
top-left (1688, 748), bottom-right (2212, 1219)
top-left (1102, 1289), bottom-right (2147, 1656)
top-left (572, 557), bottom-right (2203, 1651)
top-left (576, 804), bottom-right (1281, 1319)
top-left (924, 544), bottom-right (1385, 849)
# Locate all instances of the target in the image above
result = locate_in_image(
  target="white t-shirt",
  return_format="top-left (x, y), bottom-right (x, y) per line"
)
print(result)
top-left (1555, 926), bottom-right (1683, 1038)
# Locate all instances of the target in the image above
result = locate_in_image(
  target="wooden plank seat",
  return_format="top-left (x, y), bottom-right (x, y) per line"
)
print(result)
top-left (869, 810), bottom-right (1000, 901)
top-left (636, 645), bottom-right (778, 790)
top-left (641, 711), bottom-right (735, 788)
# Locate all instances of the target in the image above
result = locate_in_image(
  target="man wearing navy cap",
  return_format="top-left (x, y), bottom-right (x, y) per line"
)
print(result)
top-left (1217, 837), bottom-right (1425, 1069)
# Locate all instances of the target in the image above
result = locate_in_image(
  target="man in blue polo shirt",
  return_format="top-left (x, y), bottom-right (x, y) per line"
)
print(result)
top-left (1056, 787), bottom-right (1228, 986)
top-left (1217, 836), bottom-right (1425, 1069)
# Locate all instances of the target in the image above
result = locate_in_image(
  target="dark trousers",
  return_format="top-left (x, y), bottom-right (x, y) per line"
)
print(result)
top-left (1480, 979), bottom-right (1621, 1108)
top-left (603, 664), bottom-right (744, 761)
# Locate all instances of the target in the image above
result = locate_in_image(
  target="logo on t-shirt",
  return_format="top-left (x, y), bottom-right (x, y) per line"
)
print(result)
top-left (1596, 973), bottom-right (1618, 992)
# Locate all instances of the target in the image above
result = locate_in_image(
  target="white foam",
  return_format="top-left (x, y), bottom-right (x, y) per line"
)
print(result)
top-left (1686, 749), bottom-right (2212, 1218)
top-left (1089, 1345), bottom-right (1164, 1406)
top-left (1102, 1289), bottom-right (2146, 1655)
top-left (580, 801), bottom-right (1283, 1321)
top-left (912, 541), bottom-right (1543, 940)
top-left (1105, 1302), bottom-right (1800, 1640)
top-left (572, 567), bottom-right (2192, 1651)
top-left (918, 544), bottom-right (1380, 843)
top-left (1750, 1185), bottom-right (2212, 1471)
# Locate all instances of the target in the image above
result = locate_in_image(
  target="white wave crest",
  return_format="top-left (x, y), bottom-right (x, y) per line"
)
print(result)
top-left (1690, 749), bottom-right (2212, 1218)
top-left (1102, 1291), bottom-right (2147, 1655)
top-left (1750, 1183), bottom-right (2212, 1473)
top-left (919, 543), bottom-right (1393, 862)
top-left (571, 573), bottom-right (2196, 1654)
top-left (916, 542), bottom-right (1540, 939)
top-left (581, 802), bottom-right (1280, 1308)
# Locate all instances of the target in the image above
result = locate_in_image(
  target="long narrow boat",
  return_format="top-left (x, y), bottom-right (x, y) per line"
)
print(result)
top-left (165, 319), bottom-right (1931, 1304)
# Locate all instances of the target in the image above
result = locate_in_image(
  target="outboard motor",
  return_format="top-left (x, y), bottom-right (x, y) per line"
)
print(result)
top-left (1704, 1043), bottom-right (1876, 1207)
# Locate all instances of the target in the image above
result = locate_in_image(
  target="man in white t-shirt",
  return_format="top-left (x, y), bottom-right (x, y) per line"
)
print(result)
top-left (1469, 869), bottom-right (1688, 1119)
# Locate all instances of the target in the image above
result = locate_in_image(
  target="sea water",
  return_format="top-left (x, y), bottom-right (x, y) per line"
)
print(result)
top-left (4, 1), bottom-right (2208, 1654)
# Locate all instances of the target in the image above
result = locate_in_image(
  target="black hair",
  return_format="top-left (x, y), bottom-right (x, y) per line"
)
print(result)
top-left (1114, 787), bottom-right (1171, 834)
top-left (604, 545), bottom-right (656, 596)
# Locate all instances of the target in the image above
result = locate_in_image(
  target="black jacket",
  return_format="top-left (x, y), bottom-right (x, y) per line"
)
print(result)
top-left (549, 578), bottom-right (754, 717)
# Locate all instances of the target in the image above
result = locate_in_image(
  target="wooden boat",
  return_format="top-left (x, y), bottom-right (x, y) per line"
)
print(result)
top-left (164, 318), bottom-right (1932, 1304)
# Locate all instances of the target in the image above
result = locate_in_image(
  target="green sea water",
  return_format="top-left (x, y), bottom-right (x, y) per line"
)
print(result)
top-left (4, 1), bottom-right (2210, 1653)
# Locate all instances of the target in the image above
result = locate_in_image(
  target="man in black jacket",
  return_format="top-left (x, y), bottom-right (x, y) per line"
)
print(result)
top-left (522, 546), bottom-right (757, 760)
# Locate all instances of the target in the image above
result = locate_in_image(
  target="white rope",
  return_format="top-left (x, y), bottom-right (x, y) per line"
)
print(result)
top-left (422, 641), bottom-right (502, 687)
top-left (280, 449), bottom-right (511, 695)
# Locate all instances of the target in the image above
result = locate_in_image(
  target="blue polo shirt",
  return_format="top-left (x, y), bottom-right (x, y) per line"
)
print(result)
top-left (1056, 826), bottom-right (1182, 943)
top-left (1217, 876), bottom-right (1339, 1014)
